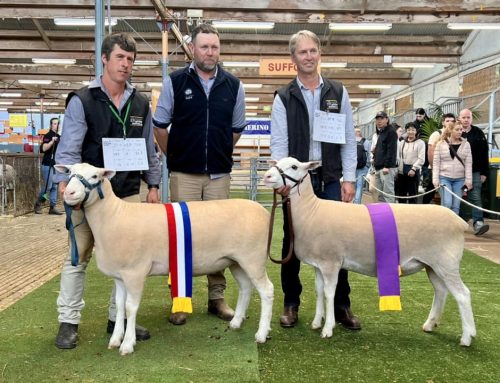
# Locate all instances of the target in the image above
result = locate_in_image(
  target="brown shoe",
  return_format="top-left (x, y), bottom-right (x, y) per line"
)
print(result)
top-left (279, 306), bottom-right (298, 328)
top-left (335, 307), bottom-right (361, 330)
top-left (207, 299), bottom-right (235, 321)
top-left (169, 312), bottom-right (187, 325)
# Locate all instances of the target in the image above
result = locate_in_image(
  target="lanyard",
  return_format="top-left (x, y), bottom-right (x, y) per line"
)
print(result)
top-left (107, 100), bottom-right (132, 138)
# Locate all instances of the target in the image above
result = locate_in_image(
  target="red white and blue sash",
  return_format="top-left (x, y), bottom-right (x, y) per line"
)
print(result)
top-left (165, 202), bottom-right (193, 314)
top-left (366, 203), bottom-right (402, 311)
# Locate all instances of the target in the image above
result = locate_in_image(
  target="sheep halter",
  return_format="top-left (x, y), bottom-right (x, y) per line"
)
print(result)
top-left (65, 172), bottom-right (105, 266)
top-left (266, 165), bottom-right (308, 265)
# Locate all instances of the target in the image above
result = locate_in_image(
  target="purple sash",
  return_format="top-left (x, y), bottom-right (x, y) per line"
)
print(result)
top-left (366, 203), bottom-right (402, 311)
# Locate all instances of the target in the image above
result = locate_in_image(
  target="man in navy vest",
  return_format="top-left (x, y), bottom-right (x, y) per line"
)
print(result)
top-left (154, 24), bottom-right (246, 326)
top-left (53, 33), bottom-right (161, 349)
top-left (271, 30), bottom-right (361, 330)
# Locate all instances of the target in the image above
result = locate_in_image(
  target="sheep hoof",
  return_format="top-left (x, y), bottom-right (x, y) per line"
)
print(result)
top-left (311, 319), bottom-right (322, 330)
top-left (460, 335), bottom-right (472, 347)
top-left (119, 343), bottom-right (135, 355)
top-left (229, 317), bottom-right (243, 329)
top-left (320, 329), bottom-right (333, 338)
top-left (422, 322), bottom-right (437, 333)
top-left (255, 331), bottom-right (268, 343)
top-left (108, 338), bottom-right (121, 349)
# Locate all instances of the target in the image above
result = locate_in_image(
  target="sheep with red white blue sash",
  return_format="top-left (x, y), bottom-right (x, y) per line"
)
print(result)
top-left (56, 163), bottom-right (274, 355)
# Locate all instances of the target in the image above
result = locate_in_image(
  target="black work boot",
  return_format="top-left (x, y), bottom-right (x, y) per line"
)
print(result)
top-left (106, 319), bottom-right (151, 341)
top-left (55, 322), bottom-right (78, 349)
top-left (49, 206), bottom-right (63, 215)
top-left (34, 200), bottom-right (42, 214)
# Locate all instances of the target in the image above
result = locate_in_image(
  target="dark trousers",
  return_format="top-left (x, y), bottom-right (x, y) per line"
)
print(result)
top-left (397, 172), bottom-right (420, 204)
top-left (281, 171), bottom-right (351, 310)
top-left (421, 167), bottom-right (435, 204)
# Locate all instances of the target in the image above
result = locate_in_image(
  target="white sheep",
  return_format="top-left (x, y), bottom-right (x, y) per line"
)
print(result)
top-left (56, 163), bottom-right (274, 355)
top-left (0, 163), bottom-right (15, 189)
top-left (263, 157), bottom-right (475, 346)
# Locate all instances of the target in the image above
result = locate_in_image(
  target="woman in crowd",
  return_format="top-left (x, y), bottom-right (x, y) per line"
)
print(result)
top-left (432, 121), bottom-right (472, 214)
top-left (397, 122), bottom-right (426, 203)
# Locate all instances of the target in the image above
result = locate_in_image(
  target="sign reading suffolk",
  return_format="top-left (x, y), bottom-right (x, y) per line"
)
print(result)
top-left (259, 59), bottom-right (297, 76)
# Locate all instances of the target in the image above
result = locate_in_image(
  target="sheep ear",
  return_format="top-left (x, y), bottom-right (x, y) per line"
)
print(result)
top-left (268, 159), bottom-right (277, 166)
top-left (307, 161), bottom-right (321, 170)
top-left (101, 169), bottom-right (116, 180)
top-left (54, 164), bottom-right (72, 174)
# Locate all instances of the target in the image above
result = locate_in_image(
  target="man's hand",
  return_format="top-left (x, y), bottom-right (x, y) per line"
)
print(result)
top-left (382, 167), bottom-right (389, 175)
top-left (58, 181), bottom-right (67, 200)
top-left (146, 188), bottom-right (160, 203)
top-left (276, 184), bottom-right (291, 197)
top-left (480, 175), bottom-right (487, 183)
top-left (341, 181), bottom-right (355, 203)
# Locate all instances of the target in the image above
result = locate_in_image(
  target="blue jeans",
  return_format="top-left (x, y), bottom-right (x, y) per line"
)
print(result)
top-left (354, 167), bottom-right (369, 204)
top-left (439, 176), bottom-right (464, 215)
top-left (38, 165), bottom-right (58, 206)
top-left (469, 172), bottom-right (484, 224)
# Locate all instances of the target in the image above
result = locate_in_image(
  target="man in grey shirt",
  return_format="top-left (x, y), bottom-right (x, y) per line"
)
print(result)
top-left (54, 33), bottom-right (161, 349)
top-left (271, 30), bottom-right (360, 330)
top-left (153, 24), bottom-right (246, 326)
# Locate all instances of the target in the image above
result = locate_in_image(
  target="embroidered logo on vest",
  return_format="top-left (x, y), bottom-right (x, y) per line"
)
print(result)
top-left (325, 99), bottom-right (339, 112)
top-left (184, 88), bottom-right (193, 100)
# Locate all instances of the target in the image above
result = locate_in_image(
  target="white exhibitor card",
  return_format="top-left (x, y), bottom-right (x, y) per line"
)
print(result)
top-left (312, 111), bottom-right (346, 144)
top-left (102, 137), bottom-right (149, 171)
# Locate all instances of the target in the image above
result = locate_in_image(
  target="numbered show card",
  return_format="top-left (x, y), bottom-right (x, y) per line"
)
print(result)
top-left (312, 111), bottom-right (346, 144)
top-left (102, 137), bottom-right (149, 171)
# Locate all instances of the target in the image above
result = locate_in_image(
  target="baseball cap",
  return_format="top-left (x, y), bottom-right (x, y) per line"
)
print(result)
top-left (375, 111), bottom-right (388, 118)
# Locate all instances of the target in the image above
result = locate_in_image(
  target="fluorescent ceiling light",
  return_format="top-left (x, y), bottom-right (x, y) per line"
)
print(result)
top-left (447, 23), bottom-right (500, 30)
top-left (0, 101), bottom-right (14, 105)
top-left (18, 79), bottom-right (52, 85)
top-left (0, 93), bottom-right (22, 97)
top-left (32, 58), bottom-right (76, 65)
top-left (0, 108), bottom-right (7, 111)
top-left (246, 106), bottom-right (259, 110)
top-left (134, 60), bottom-right (159, 66)
top-left (392, 63), bottom-right (435, 68)
top-left (26, 108), bottom-right (41, 112)
top-left (350, 98), bottom-right (375, 102)
top-left (60, 94), bottom-right (68, 99)
top-left (81, 81), bottom-right (91, 86)
top-left (320, 62), bottom-right (347, 68)
top-left (223, 61), bottom-right (260, 68)
top-left (147, 82), bottom-right (163, 88)
top-left (329, 23), bottom-right (392, 31)
top-left (358, 84), bottom-right (392, 89)
top-left (212, 21), bottom-right (275, 30)
top-left (54, 17), bottom-right (117, 26)
top-left (35, 101), bottom-right (59, 106)
top-left (245, 97), bottom-right (260, 102)
top-left (242, 83), bottom-right (263, 89)
top-left (245, 112), bottom-right (258, 116)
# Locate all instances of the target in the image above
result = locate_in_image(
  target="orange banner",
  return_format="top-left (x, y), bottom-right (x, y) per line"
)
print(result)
top-left (259, 59), bottom-right (297, 76)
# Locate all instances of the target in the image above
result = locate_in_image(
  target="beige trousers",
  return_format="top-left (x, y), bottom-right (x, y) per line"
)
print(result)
top-left (57, 194), bottom-right (140, 324)
top-left (169, 172), bottom-right (230, 300)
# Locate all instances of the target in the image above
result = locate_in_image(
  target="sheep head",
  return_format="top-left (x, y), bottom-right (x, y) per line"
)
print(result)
top-left (263, 157), bottom-right (320, 190)
top-left (55, 163), bottom-right (116, 207)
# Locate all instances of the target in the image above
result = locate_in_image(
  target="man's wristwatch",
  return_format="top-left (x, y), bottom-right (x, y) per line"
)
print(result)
top-left (147, 184), bottom-right (159, 190)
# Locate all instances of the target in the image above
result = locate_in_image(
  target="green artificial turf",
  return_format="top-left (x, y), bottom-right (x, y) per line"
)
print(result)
top-left (1, 210), bottom-right (499, 382)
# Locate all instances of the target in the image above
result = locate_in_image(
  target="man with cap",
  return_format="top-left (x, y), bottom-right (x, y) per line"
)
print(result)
top-left (371, 111), bottom-right (398, 203)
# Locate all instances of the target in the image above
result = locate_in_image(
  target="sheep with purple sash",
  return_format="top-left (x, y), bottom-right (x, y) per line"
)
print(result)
top-left (264, 157), bottom-right (475, 346)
